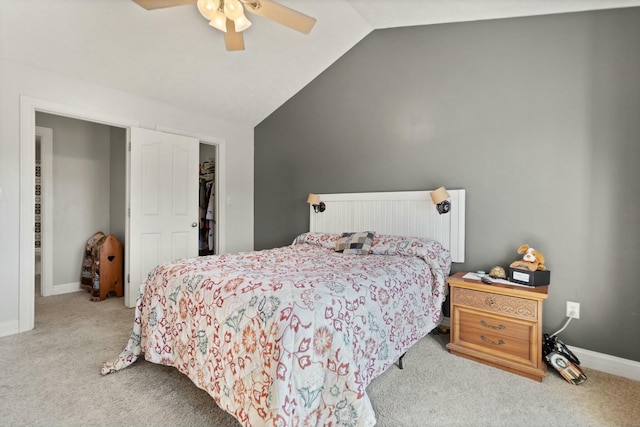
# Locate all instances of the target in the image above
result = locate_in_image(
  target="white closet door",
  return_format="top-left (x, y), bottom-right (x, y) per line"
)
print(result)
top-left (128, 127), bottom-right (199, 307)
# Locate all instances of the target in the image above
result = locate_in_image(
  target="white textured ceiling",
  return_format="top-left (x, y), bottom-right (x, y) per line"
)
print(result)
top-left (2, 0), bottom-right (640, 127)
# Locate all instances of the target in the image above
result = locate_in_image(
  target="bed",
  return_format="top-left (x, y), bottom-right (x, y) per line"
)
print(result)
top-left (102, 190), bottom-right (465, 427)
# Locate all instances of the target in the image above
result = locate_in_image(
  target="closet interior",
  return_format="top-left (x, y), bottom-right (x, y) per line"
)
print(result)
top-left (199, 144), bottom-right (216, 256)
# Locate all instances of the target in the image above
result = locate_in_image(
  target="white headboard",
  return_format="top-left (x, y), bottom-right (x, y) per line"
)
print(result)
top-left (309, 190), bottom-right (465, 262)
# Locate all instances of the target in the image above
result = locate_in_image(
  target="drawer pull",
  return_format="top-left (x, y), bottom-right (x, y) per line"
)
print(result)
top-left (480, 320), bottom-right (505, 330)
top-left (480, 335), bottom-right (505, 346)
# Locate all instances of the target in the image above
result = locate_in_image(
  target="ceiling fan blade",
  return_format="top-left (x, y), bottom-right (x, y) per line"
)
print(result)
top-left (243, 0), bottom-right (316, 34)
top-left (132, 0), bottom-right (197, 10)
top-left (224, 19), bottom-right (245, 51)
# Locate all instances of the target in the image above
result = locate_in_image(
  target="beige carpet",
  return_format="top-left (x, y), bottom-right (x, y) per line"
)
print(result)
top-left (0, 288), bottom-right (639, 427)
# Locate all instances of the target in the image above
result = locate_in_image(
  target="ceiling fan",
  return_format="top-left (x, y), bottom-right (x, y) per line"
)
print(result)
top-left (133, 0), bottom-right (316, 51)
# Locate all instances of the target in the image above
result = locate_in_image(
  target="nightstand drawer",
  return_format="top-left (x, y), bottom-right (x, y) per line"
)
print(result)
top-left (456, 309), bottom-right (532, 363)
top-left (453, 287), bottom-right (538, 321)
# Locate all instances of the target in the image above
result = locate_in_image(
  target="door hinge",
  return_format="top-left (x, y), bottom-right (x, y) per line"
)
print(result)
top-left (127, 274), bottom-right (130, 283)
top-left (128, 142), bottom-right (132, 152)
top-left (128, 207), bottom-right (131, 217)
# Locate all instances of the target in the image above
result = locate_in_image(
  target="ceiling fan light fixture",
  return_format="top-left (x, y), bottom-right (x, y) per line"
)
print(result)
top-left (138, 0), bottom-right (316, 51)
top-left (197, 0), bottom-right (220, 21)
top-left (208, 11), bottom-right (228, 32)
top-left (224, 0), bottom-right (244, 20)
top-left (233, 14), bottom-right (252, 32)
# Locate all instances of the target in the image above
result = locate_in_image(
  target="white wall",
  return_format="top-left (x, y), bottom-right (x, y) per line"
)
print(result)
top-left (0, 58), bottom-right (254, 336)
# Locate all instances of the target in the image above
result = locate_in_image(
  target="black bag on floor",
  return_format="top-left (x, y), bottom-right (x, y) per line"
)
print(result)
top-left (543, 333), bottom-right (587, 385)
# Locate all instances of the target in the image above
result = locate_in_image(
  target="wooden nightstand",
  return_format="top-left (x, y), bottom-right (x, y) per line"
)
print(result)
top-left (446, 272), bottom-right (549, 381)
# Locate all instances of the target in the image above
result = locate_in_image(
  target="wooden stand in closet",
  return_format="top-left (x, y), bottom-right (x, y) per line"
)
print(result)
top-left (93, 235), bottom-right (124, 301)
top-left (80, 233), bottom-right (124, 301)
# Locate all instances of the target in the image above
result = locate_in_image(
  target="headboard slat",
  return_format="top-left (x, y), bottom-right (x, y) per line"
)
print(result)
top-left (309, 190), bottom-right (465, 262)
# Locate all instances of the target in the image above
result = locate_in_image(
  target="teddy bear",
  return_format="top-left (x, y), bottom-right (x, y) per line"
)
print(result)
top-left (509, 244), bottom-right (547, 272)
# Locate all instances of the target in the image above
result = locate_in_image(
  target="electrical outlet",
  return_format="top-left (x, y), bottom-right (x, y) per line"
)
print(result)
top-left (566, 301), bottom-right (580, 319)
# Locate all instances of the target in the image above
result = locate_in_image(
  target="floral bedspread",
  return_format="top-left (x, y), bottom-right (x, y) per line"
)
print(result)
top-left (102, 233), bottom-right (451, 427)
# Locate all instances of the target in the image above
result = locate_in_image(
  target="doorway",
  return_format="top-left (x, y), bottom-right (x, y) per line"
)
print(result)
top-left (199, 143), bottom-right (217, 256)
top-left (18, 95), bottom-right (226, 333)
top-left (35, 113), bottom-right (127, 298)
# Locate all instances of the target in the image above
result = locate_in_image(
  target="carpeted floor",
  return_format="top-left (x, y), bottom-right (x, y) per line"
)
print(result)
top-left (0, 287), bottom-right (638, 427)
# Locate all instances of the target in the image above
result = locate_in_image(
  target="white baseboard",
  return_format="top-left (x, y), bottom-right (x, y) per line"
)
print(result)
top-left (52, 281), bottom-right (81, 295)
top-left (0, 320), bottom-right (19, 338)
top-left (569, 345), bottom-right (640, 382)
top-left (440, 317), bottom-right (639, 381)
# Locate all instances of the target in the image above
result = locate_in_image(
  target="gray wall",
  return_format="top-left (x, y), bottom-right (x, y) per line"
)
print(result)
top-left (200, 143), bottom-right (217, 163)
top-left (255, 8), bottom-right (640, 362)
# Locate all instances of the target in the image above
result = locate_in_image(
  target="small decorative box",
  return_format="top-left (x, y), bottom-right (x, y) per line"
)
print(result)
top-left (508, 268), bottom-right (550, 287)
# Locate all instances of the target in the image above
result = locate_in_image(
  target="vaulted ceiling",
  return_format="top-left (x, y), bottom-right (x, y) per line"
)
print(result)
top-left (2, 0), bottom-right (640, 127)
